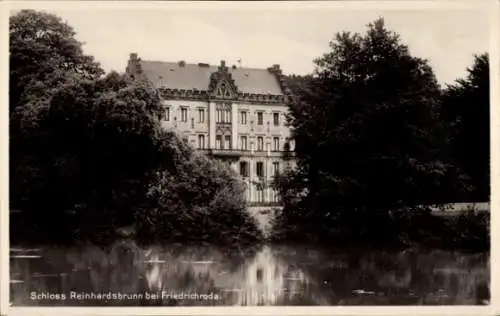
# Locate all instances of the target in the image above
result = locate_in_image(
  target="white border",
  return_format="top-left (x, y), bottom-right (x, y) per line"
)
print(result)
top-left (1, 0), bottom-right (9, 315)
top-left (489, 0), bottom-right (499, 314)
top-left (0, 0), bottom-right (496, 12)
top-left (1, 1), bottom-right (498, 316)
top-left (4, 306), bottom-right (497, 316)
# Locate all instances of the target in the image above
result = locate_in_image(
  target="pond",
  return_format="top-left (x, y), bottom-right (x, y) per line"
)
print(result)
top-left (10, 242), bottom-right (489, 306)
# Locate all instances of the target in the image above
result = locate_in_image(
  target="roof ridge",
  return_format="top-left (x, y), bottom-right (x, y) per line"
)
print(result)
top-left (140, 59), bottom-right (275, 71)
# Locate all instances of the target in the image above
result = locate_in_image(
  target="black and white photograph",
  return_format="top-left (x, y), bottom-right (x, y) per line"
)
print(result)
top-left (3, 0), bottom-right (495, 313)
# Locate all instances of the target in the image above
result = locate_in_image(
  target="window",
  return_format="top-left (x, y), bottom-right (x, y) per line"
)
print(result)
top-left (224, 135), bottom-right (231, 150)
top-left (272, 188), bottom-right (280, 203)
top-left (273, 113), bottom-right (279, 126)
top-left (272, 162), bottom-right (280, 177)
top-left (240, 111), bottom-right (247, 124)
top-left (216, 109), bottom-right (222, 123)
top-left (256, 185), bottom-right (264, 203)
top-left (181, 108), bottom-right (188, 122)
top-left (257, 112), bottom-right (263, 125)
top-left (166, 107), bottom-right (171, 121)
top-left (257, 137), bottom-right (264, 151)
top-left (216, 135), bottom-right (222, 149)
top-left (241, 136), bottom-right (248, 150)
top-left (225, 109), bottom-right (231, 123)
top-left (198, 135), bottom-right (205, 149)
top-left (256, 162), bottom-right (264, 177)
top-left (240, 161), bottom-right (248, 177)
top-left (198, 109), bottom-right (205, 123)
top-left (284, 138), bottom-right (290, 152)
top-left (273, 137), bottom-right (280, 151)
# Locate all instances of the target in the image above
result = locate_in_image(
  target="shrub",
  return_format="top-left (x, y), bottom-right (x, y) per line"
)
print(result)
top-left (134, 131), bottom-right (263, 246)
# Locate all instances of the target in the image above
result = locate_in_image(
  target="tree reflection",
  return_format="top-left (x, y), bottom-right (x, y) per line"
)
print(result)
top-left (10, 243), bottom-right (489, 306)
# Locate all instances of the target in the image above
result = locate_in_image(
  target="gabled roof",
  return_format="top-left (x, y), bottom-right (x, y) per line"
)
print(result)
top-left (138, 60), bottom-right (285, 96)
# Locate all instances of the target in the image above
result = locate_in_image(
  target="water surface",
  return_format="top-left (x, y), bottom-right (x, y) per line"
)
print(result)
top-left (10, 242), bottom-right (489, 306)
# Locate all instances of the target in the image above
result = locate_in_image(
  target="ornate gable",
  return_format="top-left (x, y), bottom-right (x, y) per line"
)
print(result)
top-left (209, 60), bottom-right (238, 100)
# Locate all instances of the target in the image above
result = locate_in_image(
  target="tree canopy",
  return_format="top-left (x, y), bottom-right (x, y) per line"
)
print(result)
top-left (274, 18), bottom-right (472, 244)
top-left (440, 54), bottom-right (490, 202)
top-left (9, 9), bottom-right (103, 114)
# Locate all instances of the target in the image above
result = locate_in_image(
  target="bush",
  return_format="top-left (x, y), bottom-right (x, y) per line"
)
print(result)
top-left (134, 131), bottom-right (263, 246)
top-left (434, 212), bottom-right (490, 250)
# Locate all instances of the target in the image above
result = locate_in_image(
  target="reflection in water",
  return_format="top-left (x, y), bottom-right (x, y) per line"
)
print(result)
top-left (10, 242), bottom-right (489, 306)
top-left (237, 245), bottom-right (287, 305)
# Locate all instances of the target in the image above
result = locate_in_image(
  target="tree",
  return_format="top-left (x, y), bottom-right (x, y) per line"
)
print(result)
top-left (9, 9), bottom-right (103, 113)
top-left (135, 131), bottom-right (263, 245)
top-left (274, 18), bottom-right (467, 244)
top-left (441, 54), bottom-right (490, 202)
top-left (9, 10), bottom-right (106, 239)
top-left (10, 72), bottom-right (167, 243)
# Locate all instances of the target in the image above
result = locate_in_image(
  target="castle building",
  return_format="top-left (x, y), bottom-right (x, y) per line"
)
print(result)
top-left (125, 53), bottom-right (295, 213)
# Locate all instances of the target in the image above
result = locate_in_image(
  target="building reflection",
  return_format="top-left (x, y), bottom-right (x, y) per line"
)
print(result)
top-left (10, 243), bottom-right (490, 306)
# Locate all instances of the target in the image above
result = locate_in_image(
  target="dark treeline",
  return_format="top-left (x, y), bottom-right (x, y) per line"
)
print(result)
top-left (9, 10), bottom-right (262, 246)
top-left (271, 19), bottom-right (490, 250)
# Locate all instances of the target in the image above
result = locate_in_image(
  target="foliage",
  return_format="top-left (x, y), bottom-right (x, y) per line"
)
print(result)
top-left (273, 18), bottom-right (472, 245)
top-left (10, 71), bottom-right (167, 243)
top-left (9, 10), bottom-right (262, 246)
top-left (9, 9), bottom-right (104, 113)
top-left (135, 132), bottom-right (263, 245)
top-left (440, 54), bottom-right (490, 202)
top-left (441, 211), bottom-right (490, 250)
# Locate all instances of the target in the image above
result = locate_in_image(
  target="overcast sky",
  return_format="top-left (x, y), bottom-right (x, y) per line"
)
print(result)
top-left (7, 1), bottom-right (492, 85)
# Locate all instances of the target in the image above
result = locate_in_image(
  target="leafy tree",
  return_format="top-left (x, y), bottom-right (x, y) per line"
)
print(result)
top-left (136, 131), bottom-right (263, 245)
top-left (274, 18), bottom-right (468, 244)
top-left (9, 9), bottom-right (106, 239)
top-left (441, 54), bottom-right (490, 202)
top-left (11, 72), bottom-right (167, 243)
top-left (9, 9), bottom-right (103, 113)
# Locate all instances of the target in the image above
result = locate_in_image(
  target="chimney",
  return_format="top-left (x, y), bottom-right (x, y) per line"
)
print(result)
top-left (126, 52), bottom-right (142, 76)
top-left (178, 60), bottom-right (186, 67)
top-left (268, 64), bottom-right (282, 75)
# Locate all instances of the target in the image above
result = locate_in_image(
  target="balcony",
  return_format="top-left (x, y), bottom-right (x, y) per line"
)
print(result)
top-left (248, 201), bottom-right (283, 207)
top-left (271, 150), bottom-right (296, 157)
top-left (200, 148), bottom-right (245, 158)
top-left (197, 148), bottom-right (296, 158)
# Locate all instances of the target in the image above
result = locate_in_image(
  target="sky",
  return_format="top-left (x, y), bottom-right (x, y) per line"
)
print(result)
top-left (7, 1), bottom-right (492, 85)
